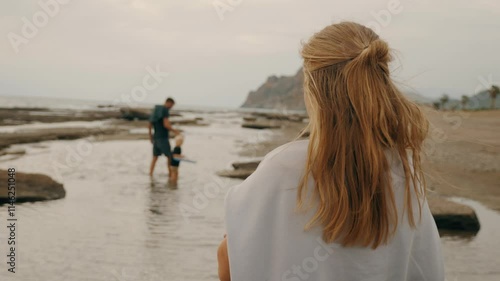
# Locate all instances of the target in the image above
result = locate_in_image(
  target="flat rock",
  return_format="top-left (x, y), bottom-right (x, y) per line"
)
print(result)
top-left (120, 107), bottom-right (183, 121)
top-left (232, 159), bottom-right (263, 170)
top-left (243, 116), bottom-right (258, 122)
top-left (0, 127), bottom-right (126, 151)
top-left (427, 195), bottom-right (480, 232)
top-left (242, 122), bottom-right (281, 130)
top-left (0, 170), bottom-right (66, 204)
top-left (120, 107), bottom-right (151, 120)
top-left (0, 107), bottom-right (121, 126)
top-left (170, 118), bottom-right (208, 126)
top-left (0, 148), bottom-right (26, 157)
top-left (250, 112), bottom-right (308, 122)
top-left (217, 169), bottom-right (255, 180)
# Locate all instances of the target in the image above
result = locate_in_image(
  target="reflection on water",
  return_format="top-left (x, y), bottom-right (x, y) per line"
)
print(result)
top-left (0, 114), bottom-right (498, 280)
top-left (441, 198), bottom-right (500, 281)
top-left (0, 115), bottom-right (249, 281)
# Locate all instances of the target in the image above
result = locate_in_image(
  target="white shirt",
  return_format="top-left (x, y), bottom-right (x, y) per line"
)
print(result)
top-left (225, 140), bottom-right (444, 281)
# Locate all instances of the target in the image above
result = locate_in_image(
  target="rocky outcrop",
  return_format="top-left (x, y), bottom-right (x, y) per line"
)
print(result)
top-left (120, 107), bottom-right (151, 120)
top-left (120, 107), bottom-right (184, 121)
top-left (0, 170), bottom-right (66, 204)
top-left (240, 68), bottom-right (433, 110)
top-left (0, 107), bottom-right (121, 126)
top-left (241, 69), bottom-right (305, 110)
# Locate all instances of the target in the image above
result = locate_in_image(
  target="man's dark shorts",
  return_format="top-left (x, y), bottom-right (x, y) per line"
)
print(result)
top-left (153, 138), bottom-right (172, 157)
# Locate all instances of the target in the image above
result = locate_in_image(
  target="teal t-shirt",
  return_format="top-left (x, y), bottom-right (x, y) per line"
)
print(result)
top-left (152, 106), bottom-right (170, 139)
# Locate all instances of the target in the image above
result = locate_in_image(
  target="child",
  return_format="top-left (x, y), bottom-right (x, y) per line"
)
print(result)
top-left (170, 135), bottom-right (184, 184)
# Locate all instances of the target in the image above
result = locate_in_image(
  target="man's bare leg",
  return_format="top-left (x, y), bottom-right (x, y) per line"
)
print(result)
top-left (149, 156), bottom-right (158, 176)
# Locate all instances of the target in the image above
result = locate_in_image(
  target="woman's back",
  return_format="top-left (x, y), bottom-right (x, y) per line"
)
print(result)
top-left (225, 140), bottom-right (444, 281)
top-left (219, 21), bottom-right (444, 281)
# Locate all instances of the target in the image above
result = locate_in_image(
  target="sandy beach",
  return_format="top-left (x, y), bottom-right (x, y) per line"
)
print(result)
top-left (423, 109), bottom-right (500, 211)
top-left (236, 109), bottom-right (500, 212)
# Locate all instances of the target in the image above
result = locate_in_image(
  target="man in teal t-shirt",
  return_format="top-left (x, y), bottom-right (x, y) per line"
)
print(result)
top-left (148, 97), bottom-right (180, 176)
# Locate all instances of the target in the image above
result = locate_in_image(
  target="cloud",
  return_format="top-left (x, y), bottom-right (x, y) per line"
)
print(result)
top-left (0, 0), bottom-right (499, 106)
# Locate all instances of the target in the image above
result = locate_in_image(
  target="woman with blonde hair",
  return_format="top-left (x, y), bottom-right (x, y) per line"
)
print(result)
top-left (218, 22), bottom-right (444, 281)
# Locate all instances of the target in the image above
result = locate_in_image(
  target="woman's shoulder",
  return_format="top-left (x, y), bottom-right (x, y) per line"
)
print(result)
top-left (225, 140), bottom-right (309, 202)
top-left (259, 139), bottom-right (309, 169)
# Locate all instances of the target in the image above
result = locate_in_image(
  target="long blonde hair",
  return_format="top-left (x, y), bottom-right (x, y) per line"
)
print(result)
top-left (298, 22), bottom-right (428, 249)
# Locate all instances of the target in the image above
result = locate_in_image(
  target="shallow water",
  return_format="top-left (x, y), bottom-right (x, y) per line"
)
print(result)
top-left (441, 198), bottom-right (500, 281)
top-left (0, 114), bottom-right (499, 280)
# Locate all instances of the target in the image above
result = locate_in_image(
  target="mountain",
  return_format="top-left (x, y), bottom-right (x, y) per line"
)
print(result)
top-left (241, 69), bottom-right (305, 110)
top-left (241, 68), bottom-right (432, 110)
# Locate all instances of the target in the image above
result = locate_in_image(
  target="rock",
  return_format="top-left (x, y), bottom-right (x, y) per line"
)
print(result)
top-left (242, 122), bottom-right (281, 130)
top-left (288, 115), bottom-right (306, 122)
top-left (0, 170), bottom-right (66, 204)
top-left (250, 112), bottom-right (307, 122)
top-left (120, 107), bottom-right (185, 121)
top-left (217, 169), bottom-right (255, 180)
top-left (243, 116), bottom-right (258, 122)
top-left (170, 118), bottom-right (203, 126)
top-left (241, 69), bottom-right (305, 110)
top-left (0, 148), bottom-right (26, 157)
top-left (240, 67), bottom-right (435, 110)
top-left (232, 159), bottom-right (263, 170)
top-left (0, 127), bottom-right (126, 151)
top-left (0, 107), bottom-right (122, 126)
top-left (120, 107), bottom-right (151, 120)
top-left (427, 195), bottom-right (480, 232)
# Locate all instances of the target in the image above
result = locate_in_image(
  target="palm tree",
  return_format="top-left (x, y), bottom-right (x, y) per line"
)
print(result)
top-left (461, 95), bottom-right (470, 110)
top-left (490, 85), bottom-right (500, 109)
top-left (440, 94), bottom-right (449, 110)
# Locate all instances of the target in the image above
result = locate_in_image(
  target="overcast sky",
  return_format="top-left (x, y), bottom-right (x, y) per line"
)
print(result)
top-left (1, 0), bottom-right (499, 107)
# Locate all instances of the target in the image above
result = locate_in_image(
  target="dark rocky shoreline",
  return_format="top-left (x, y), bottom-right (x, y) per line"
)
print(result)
top-left (0, 107), bottom-right (122, 126)
top-left (0, 106), bottom-right (208, 152)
